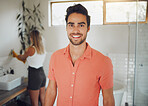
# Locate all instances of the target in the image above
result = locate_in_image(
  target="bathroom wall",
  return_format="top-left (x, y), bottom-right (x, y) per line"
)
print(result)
top-left (0, 0), bottom-right (21, 57)
top-left (0, 0), bottom-right (28, 77)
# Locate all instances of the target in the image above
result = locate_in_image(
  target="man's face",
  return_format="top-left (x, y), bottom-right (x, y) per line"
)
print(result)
top-left (66, 13), bottom-right (90, 46)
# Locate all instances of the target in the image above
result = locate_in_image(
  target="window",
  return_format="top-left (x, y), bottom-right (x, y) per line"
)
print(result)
top-left (105, 1), bottom-right (147, 24)
top-left (48, 0), bottom-right (147, 26)
top-left (49, 1), bottom-right (103, 26)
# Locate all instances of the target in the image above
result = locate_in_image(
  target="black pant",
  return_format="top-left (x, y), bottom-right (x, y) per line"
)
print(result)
top-left (27, 66), bottom-right (46, 90)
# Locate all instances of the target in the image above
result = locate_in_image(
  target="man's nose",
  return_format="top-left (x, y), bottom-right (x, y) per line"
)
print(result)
top-left (73, 26), bottom-right (80, 33)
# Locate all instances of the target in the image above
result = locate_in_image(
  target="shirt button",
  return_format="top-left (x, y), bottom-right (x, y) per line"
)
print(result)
top-left (71, 84), bottom-right (74, 87)
top-left (70, 96), bottom-right (72, 99)
top-left (72, 72), bottom-right (75, 75)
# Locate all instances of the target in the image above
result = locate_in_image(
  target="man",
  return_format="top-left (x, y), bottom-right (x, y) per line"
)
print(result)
top-left (45, 4), bottom-right (115, 106)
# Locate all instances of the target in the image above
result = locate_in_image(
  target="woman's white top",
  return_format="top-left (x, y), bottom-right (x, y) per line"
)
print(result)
top-left (27, 47), bottom-right (46, 69)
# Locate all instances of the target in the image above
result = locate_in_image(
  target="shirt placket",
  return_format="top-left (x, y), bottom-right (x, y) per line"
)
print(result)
top-left (69, 59), bottom-right (80, 106)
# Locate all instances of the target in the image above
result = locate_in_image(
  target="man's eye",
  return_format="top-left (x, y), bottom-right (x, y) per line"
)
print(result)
top-left (80, 24), bottom-right (84, 27)
top-left (69, 24), bottom-right (74, 27)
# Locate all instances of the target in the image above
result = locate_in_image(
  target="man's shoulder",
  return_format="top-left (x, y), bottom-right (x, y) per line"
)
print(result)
top-left (51, 48), bottom-right (65, 57)
top-left (91, 48), bottom-right (106, 58)
top-left (91, 48), bottom-right (112, 64)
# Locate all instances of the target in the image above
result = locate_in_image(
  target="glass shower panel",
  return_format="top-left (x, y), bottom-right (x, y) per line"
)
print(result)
top-left (134, 24), bottom-right (148, 106)
top-left (133, 1), bottom-right (148, 104)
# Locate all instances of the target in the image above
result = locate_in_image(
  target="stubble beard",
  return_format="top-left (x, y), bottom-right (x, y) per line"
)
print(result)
top-left (68, 33), bottom-right (87, 46)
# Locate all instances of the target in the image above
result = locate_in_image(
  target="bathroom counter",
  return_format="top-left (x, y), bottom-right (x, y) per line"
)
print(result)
top-left (0, 78), bottom-right (28, 105)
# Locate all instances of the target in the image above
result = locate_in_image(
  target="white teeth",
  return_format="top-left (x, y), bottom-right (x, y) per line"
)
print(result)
top-left (73, 35), bottom-right (80, 37)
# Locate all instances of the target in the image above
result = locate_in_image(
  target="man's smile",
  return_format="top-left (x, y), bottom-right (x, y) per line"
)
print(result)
top-left (72, 35), bottom-right (81, 39)
top-left (70, 33), bottom-right (82, 39)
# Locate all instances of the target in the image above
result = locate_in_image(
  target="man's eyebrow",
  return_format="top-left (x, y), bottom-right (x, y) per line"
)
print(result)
top-left (78, 22), bottom-right (86, 24)
top-left (67, 22), bottom-right (74, 24)
top-left (67, 22), bottom-right (86, 25)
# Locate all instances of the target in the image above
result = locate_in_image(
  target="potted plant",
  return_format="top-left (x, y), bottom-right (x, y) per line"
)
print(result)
top-left (16, 0), bottom-right (44, 54)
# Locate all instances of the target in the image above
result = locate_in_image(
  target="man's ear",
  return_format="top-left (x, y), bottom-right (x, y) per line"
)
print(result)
top-left (87, 26), bottom-right (90, 32)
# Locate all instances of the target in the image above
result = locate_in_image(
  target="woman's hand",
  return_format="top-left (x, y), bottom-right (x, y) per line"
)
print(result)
top-left (12, 50), bottom-right (26, 64)
top-left (12, 50), bottom-right (18, 57)
top-left (12, 47), bottom-right (35, 64)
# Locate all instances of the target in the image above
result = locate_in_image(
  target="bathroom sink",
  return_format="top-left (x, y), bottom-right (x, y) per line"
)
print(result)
top-left (0, 74), bottom-right (22, 91)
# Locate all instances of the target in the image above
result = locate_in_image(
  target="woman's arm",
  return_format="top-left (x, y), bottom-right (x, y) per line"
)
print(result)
top-left (12, 47), bottom-right (35, 63)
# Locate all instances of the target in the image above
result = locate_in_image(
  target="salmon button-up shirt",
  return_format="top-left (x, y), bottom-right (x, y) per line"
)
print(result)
top-left (48, 43), bottom-right (113, 106)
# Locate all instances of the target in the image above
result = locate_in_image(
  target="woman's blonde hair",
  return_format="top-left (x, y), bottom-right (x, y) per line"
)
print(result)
top-left (30, 30), bottom-right (44, 54)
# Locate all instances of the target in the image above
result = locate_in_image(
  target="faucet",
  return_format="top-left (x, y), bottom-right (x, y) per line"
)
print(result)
top-left (9, 68), bottom-right (14, 74)
top-left (0, 66), bottom-right (14, 77)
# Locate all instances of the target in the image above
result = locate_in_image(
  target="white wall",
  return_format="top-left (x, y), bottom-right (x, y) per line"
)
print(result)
top-left (43, 25), bottom-right (129, 54)
top-left (0, 0), bottom-right (21, 57)
top-left (0, 0), bottom-right (28, 77)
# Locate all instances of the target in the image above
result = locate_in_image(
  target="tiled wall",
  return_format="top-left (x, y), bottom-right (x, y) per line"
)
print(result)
top-left (108, 24), bottom-right (148, 106)
top-left (108, 53), bottom-right (135, 106)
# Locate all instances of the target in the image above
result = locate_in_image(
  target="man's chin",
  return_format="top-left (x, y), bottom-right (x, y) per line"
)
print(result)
top-left (70, 40), bottom-right (85, 46)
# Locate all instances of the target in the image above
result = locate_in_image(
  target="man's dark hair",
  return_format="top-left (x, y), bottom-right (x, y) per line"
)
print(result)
top-left (65, 4), bottom-right (90, 27)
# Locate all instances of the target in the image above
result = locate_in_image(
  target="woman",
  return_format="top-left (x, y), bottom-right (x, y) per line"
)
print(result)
top-left (12, 30), bottom-right (46, 106)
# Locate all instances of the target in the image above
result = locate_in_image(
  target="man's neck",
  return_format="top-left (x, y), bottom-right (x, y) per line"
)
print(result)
top-left (69, 42), bottom-right (87, 64)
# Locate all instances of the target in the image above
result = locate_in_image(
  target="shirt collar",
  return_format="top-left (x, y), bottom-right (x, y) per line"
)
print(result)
top-left (63, 44), bottom-right (70, 58)
top-left (63, 42), bottom-right (92, 60)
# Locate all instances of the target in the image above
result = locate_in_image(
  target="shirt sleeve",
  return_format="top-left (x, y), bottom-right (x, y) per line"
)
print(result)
top-left (48, 53), bottom-right (56, 81)
top-left (100, 56), bottom-right (113, 89)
